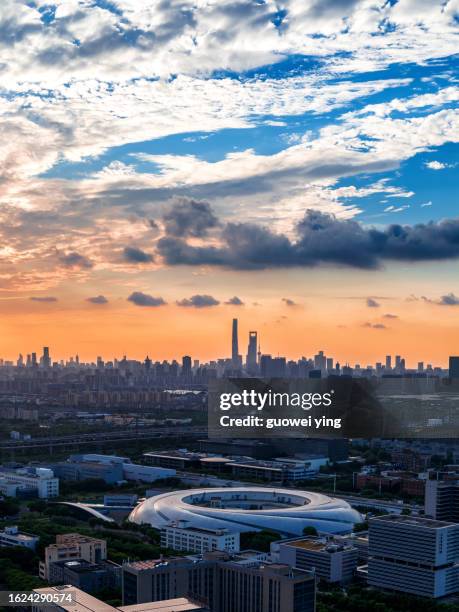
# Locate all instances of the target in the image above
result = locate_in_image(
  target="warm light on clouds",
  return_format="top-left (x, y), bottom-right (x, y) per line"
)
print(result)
top-left (0, 0), bottom-right (458, 363)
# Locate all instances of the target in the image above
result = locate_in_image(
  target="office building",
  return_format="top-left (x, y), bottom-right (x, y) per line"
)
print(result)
top-left (425, 470), bottom-right (459, 522)
top-left (48, 559), bottom-right (121, 592)
top-left (122, 551), bottom-right (316, 612)
top-left (0, 466), bottom-right (58, 498)
top-left (31, 587), bottom-right (207, 612)
top-left (40, 533), bottom-right (107, 581)
top-left (42, 346), bottom-right (51, 368)
top-left (368, 514), bottom-right (459, 598)
top-left (229, 458), bottom-right (327, 482)
top-left (274, 536), bottom-right (358, 584)
top-left (53, 454), bottom-right (175, 484)
top-left (104, 494), bottom-right (138, 507)
top-left (52, 456), bottom-right (124, 484)
top-left (449, 356), bottom-right (459, 378)
top-left (246, 331), bottom-right (258, 373)
top-left (231, 318), bottom-right (239, 368)
top-left (161, 521), bottom-right (240, 553)
top-left (182, 355), bottom-right (192, 377)
top-left (0, 525), bottom-right (39, 550)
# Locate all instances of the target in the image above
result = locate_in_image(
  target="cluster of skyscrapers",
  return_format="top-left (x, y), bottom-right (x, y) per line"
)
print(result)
top-left (0, 320), bottom-right (456, 384)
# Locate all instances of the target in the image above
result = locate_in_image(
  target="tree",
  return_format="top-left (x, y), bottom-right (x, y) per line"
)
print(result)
top-left (302, 526), bottom-right (318, 536)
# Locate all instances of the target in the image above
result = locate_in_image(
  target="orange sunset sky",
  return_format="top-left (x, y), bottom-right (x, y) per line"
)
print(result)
top-left (1, 1), bottom-right (458, 368)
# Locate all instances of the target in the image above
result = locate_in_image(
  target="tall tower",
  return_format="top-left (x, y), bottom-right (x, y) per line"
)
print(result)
top-left (246, 331), bottom-right (258, 373)
top-left (232, 318), bottom-right (239, 367)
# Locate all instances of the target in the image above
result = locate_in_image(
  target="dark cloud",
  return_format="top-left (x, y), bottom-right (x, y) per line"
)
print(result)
top-left (383, 313), bottom-right (398, 319)
top-left (127, 292), bottom-right (166, 307)
top-left (157, 209), bottom-right (459, 270)
top-left (87, 295), bottom-right (108, 304)
top-left (162, 198), bottom-right (219, 238)
top-left (362, 322), bottom-right (387, 329)
top-left (225, 296), bottom-right (244, 306)
top-left (282, 298), bottom-right (296, 306)
top-left (177, 294), bottom-right (220, 308)
top-left (439, 293), bottom-right (459, 306)
top-left (58, 251), bottom-right (93, 269)
top-left (123, 246), bottom-right (154, 263)
top-left (366, 297), bottom-right (380, 308)
top-left (29, 296), bottom-right (58, 302)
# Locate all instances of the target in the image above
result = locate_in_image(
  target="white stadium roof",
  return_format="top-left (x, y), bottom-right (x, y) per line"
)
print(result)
top-left (128, 487), bottom-right (361, 536)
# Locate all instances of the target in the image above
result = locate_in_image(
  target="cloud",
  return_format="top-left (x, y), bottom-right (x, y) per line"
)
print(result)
top-left (425, 161), bottom-right (446, 170)
top-left (439, 293), bottom-right (459, 306)
top-left (366, 298), bottom-right (380, 308)
top-left (158, 209), bottom-right (459, 270)
top-left (162, 198), bottom-right (219, 238)
top-left (362, 322), bottom-right (387, 329)
top-left (87, 295), bottom-right (108, 304)
top-left (225, 296), bottom-right (244, 306)
top-left (58, 252), bottom-right (93, 269)
top-left (282, 298), bottom-right (297, 306)
top-left (29, 296), bottom-right (58, 302)
top-left (176, 294), bottom-right (220, 308)
top-left (123, 246), bottom-right (154, 263)
top-left (127, 292), bottom-right (166, 307)
top-left (383, 313), bottom-right (398, 319)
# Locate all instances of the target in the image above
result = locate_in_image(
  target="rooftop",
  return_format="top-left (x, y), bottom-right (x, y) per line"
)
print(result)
top-left (119, 599), bottom-right (204, 612)
top-left (370, 514), bottom-right (457, 529)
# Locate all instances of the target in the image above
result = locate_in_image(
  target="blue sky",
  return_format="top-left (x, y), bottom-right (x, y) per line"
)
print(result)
top-left (1, 1), bottom-right (459, 364)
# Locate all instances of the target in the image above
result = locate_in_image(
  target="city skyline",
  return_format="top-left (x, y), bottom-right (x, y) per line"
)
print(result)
top-left (0, 1), bottom-right (458, 366)
top-left (0, 318), bottom-right (454, 372)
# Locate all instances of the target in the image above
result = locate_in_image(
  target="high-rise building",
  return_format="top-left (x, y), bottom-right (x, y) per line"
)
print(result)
top-left (182, 355), bottom-right (192, 377)
top-left (314, 351), bottom-right (326, 371)
top-left (231, 318), bottom-right (239, 368)
top-left (385, 355), bottom-right (391, 370)
top-left (368, 514), bottom-right (459, 598)
top-left (42, 346), bottom-right (51, 368)
top-left (246, 331), bottom-right (258, 373)
top-left (425, 470), bottom-right (459, 522)
top-left (449, 356), bottom-right (459, 378)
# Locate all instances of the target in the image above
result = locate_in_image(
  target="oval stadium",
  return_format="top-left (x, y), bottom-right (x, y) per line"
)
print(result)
top-left (128, 487), bottom-right (361, 536)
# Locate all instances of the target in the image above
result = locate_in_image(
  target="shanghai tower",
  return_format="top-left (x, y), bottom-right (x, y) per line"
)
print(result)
top-left (232, 318), bottom-right (239, 367)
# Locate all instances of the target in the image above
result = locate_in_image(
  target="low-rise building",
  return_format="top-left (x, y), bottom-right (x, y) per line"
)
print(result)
top-left (273, 536), bottom-right (358, 583)
top-left (0, 466), bottom-right (58, 498)
top-left (230, 458), bottom-right (326, 482)
top-left (48, 559), bottom-right (121, 592)
top-left (104, 494), bottom-right (138, 507)
top-left (0, 525), bottom-right (39, 550)
top-left (31, 587), bottom-right (207, 612)
top-left (122, 551), bottom-right (316, 612)
top-left (55, 454), bottom-right (176, 484)
top-left (161, 521), bottom-right (240, 553)
top-left (39, 533), bottom-right (107, 581)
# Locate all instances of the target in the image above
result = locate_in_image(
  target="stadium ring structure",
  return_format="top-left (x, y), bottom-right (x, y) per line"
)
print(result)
top-left (128, 487), bottom-right (362, 536)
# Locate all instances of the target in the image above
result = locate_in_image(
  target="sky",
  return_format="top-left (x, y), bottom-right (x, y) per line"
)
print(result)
top-left (1, 0), bottom-right (459, 366)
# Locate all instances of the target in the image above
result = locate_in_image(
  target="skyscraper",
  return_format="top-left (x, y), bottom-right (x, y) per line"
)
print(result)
top-left (449, 356), bottom-right (459, 378)
top-left (246, 331), bottom-right (258, 373)
top-left (42, 347), bottom-right (51, 368)
top-left (182, 355), bottom-right (192, 378)
top-left (231, 318), bottom-right (239, 368)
